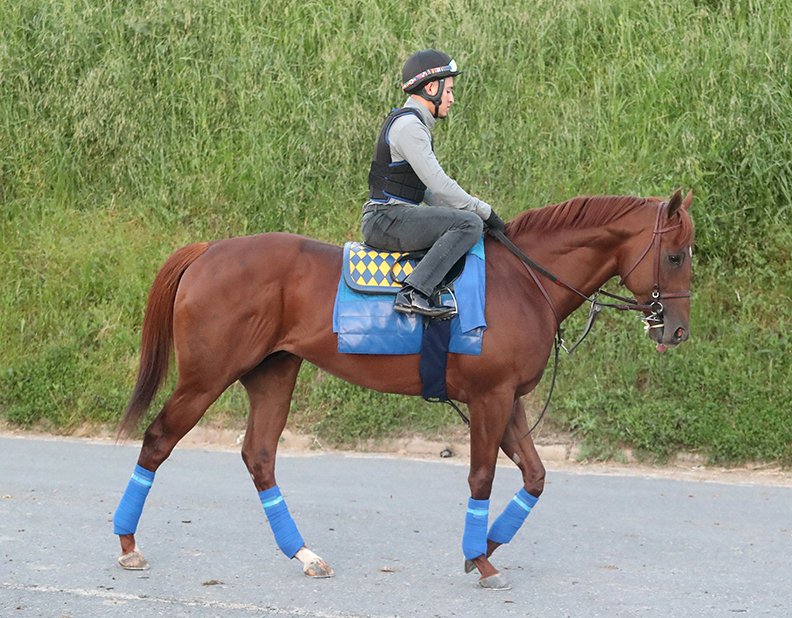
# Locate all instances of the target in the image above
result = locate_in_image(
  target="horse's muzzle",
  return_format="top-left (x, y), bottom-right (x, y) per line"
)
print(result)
top-left (648, 319), bottom-right (689, 350)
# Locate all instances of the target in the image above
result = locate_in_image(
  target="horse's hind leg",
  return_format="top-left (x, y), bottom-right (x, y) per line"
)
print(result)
top-left (467, 397), bottom-right (545, 569)
top-left (240, 352), bottom-right (334, 578)
top-left (115, 379), bottom-right (227, 569)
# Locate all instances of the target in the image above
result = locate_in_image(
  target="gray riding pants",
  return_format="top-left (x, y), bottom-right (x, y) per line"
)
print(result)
top-left (361, 203), bottom-right (484, 296)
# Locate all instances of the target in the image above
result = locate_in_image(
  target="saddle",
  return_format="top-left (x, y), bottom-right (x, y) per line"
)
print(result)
top-left (335, 240), bottom-right (487, 402)
top-left (333, 239), bottom-right (486, 356)
top-left (342, 241), bottom-right (466, 296)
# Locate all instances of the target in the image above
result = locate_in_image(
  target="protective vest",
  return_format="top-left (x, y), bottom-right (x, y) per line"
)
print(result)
top-left (367, 108), bottom-right (430, 205)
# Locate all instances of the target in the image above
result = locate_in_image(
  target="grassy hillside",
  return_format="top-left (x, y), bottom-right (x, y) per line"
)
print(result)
top-left (1, 0), bottom-right (790, 464)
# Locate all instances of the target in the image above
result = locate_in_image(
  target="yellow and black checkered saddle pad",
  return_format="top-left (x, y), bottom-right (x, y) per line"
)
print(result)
top-left (342, 242), bottom-right (416, 293)
top-left (342, 242), bottom-right (465, 294)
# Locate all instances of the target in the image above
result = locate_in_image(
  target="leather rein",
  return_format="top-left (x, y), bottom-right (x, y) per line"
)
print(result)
top-left (487, 200), bottom-right (691, 437)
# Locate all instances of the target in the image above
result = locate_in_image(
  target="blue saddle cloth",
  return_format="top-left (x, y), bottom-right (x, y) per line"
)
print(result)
top-left (332, 238), bottom-right (486, 355)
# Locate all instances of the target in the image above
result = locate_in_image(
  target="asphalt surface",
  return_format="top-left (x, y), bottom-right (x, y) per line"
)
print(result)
top-left (1, 435), bottom-right (790, 617)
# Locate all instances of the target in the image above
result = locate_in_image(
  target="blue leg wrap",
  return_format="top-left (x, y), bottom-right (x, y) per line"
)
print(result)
top-left (259, 486), bottom-right (305, 559)
top-left (462, 497), bottom-right (490, 560)
top-left (487, 488), bottom-right (539, 544)
top-left (113, 464), bottom-right (155, 535)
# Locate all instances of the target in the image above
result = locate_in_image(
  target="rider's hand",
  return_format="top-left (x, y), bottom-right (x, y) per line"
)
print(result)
top-left (484, 210), bottom-right (506, 234)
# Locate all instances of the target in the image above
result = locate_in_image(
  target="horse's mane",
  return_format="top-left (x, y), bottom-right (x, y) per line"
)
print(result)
top-left (506, 195), bottom-right (647, 235)
top-left (506, 194), bottom-right (694, 244)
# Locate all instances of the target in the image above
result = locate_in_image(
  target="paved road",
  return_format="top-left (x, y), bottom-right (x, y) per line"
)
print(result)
top-left (1, 436), bottom-right (790, 617)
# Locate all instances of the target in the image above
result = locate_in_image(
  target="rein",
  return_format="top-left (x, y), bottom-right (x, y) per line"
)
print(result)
top-left (487, 200), bottom-right (690, 437)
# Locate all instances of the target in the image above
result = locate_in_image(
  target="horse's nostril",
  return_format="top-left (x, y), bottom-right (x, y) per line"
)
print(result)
top-left (675, 327), bottom-right (686, 340)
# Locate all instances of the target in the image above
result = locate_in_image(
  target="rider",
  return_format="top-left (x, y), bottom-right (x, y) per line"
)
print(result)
top-left (362, 49), bottom-right (506, 318)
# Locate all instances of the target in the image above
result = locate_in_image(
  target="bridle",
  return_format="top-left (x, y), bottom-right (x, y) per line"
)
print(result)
top-left (485, 199), bottom-right (692, 436)
top-left (616, 200), bottom-right (692, 333)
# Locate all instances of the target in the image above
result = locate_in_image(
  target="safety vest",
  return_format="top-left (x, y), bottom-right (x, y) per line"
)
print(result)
top-left (367, 108), bottom-right (430, 205)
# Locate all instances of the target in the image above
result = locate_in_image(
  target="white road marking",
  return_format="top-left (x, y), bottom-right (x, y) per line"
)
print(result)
top-left (2, 582), bottom-right (395, 618)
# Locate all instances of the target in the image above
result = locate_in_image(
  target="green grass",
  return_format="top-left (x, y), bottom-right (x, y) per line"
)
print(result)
top-left (1, 0), bottom-right (790, 464)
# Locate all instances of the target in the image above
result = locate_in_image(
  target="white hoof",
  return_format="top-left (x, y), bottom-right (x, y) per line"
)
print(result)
top-left (295, 547), bottom-right (335, 578)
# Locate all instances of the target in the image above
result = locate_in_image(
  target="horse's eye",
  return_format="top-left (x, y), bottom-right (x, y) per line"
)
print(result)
top-left (668, 254), bottom-right (683, 266)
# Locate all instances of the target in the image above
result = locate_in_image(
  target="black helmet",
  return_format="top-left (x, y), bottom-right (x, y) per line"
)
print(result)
top-left (401, 49), bottom-right (461, 93)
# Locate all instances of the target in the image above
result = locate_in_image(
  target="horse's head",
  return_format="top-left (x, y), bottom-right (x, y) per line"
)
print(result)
top-left (619, 190), bottom-right (695, 352)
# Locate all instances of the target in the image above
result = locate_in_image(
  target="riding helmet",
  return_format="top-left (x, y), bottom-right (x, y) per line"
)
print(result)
top-left (401, 49), bottom-right (462, 93)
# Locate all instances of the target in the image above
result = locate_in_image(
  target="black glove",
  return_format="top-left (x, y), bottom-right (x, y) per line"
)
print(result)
top-left (484, 209), bottom-right (506, 234)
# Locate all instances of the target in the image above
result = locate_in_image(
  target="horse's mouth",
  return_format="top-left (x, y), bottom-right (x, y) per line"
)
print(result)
top-left (645, 320), bottom-right (688, 352)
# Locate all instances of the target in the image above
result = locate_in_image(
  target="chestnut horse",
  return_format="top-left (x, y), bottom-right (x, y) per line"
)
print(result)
top-left (114, 190), bottom-right (694, 590)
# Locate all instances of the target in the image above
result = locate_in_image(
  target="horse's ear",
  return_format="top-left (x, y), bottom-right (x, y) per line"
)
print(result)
top-left (682, 189), bottom-right (693, 210)
top-left (667, 189), bottom-right (683, 218)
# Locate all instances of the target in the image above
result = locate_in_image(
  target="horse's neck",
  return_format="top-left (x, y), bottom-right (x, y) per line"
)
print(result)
top-left (509, 226), bottom-right (625, 322)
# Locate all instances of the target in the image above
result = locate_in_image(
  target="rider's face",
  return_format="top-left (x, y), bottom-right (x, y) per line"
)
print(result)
top-left (426, 77), bottom-right (455, 118)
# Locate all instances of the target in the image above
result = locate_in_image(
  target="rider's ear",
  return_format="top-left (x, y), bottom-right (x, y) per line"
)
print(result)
top-left (682, 189), bottom-right (693, 211)
top-left (424, 81), bottom-right (438, 96)
top-left (667, 189), bottom-right (683, 218)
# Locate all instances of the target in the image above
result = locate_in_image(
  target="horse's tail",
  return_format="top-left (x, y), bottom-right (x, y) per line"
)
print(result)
top-left (117, 242), bottom-right (211, 440)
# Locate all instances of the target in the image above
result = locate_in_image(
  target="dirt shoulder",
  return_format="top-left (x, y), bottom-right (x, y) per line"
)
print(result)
top-left (2, 424), bottom-right (790, 488)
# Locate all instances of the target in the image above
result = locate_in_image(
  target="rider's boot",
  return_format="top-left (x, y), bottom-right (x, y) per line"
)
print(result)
top-left (394, 286), bottom-right (453, 318)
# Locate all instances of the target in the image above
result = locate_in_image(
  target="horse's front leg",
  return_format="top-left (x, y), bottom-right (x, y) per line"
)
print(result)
top-left (463, 390), bottom-right (515, 590)
top-left (469, 397), bottom-right (545, 567)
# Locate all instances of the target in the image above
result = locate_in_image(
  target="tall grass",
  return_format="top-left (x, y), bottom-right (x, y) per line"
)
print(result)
top-left (1, 0), bottom-right (790, 463)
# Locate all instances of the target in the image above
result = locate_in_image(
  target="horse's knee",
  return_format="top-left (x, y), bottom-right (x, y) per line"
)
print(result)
top-left (468, 467), bottom-right (496, 498)
top-left (524, 463), bottom-right (546, 497)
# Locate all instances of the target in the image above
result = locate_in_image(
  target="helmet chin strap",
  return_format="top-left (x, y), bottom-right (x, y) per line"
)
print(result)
top-left (419, 78), bottom-right (446, 118)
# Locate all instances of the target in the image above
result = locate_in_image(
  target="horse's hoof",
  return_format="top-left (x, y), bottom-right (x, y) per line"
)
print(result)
top-left (464, 559), bottom-right (476, 574)
top-left (478, 572), bottom-right (511, 591)
top-left (303, 559), bottom-right (335, 578)
top-left (295, 547), bottom-right (334, 578)
top-left (117, 549), bottom-right (150, 571)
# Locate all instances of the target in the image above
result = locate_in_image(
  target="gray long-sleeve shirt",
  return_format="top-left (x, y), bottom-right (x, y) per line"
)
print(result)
top-left (382, 98), bottom-right (492, 220)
